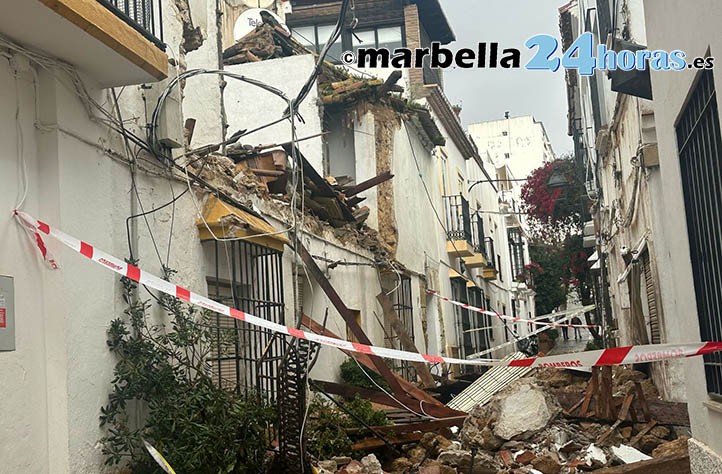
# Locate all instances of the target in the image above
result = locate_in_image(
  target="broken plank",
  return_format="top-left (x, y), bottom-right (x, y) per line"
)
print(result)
top-left (345, 416), bottom-right (467, 436)
top-left (311, 380), bottom-right (458, 419)
top-left (377, 292), bottom-right (435, 389)
top-left (300, 315), bottom-right (449, 409)
top-left (555, 391), bottom-right (689, 426)
top-left (351, 432), bottom-right (424, 451)
top-left (295, 243), bottom-right (407, 398)
top-left (345, 171), bottom-right (394, 198)
top-left (591, 454), bottom-right (689, 474)
top-left (629, 420), bottom-right (657, 448)
top-left (379, 70), bottom-right (403, 95)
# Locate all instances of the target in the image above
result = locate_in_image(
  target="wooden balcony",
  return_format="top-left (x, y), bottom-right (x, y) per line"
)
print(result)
top-left (0, 0), bottom-right (168, 87)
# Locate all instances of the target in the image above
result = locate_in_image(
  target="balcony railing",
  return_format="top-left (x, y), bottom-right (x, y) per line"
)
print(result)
top-left (444, 195), bottom-right (472, 243)
top-left (98, 0), bottom-right (165, 50)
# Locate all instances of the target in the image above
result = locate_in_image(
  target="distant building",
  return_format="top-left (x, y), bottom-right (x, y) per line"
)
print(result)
top-left (468, 115), bottom-right (556, 180)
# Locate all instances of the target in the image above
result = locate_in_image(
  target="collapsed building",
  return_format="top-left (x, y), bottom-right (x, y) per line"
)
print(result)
top-left (0, 0), bottom-right (546, 472)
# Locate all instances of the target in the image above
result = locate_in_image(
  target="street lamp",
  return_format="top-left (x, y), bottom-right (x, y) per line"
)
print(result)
top-left (467, 177), bottom-right (528, 193)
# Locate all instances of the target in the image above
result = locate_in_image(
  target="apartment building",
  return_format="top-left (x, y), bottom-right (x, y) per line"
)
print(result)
top-left (0, 0), bottom-right (537, 471)
top-left (560, 0), bottom-right (722, 471)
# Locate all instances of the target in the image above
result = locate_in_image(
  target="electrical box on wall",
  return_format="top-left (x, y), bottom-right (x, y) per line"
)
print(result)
top-left (0, 275), bottom-right (15, 351)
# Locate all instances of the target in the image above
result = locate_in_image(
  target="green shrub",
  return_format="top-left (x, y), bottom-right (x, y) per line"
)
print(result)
top-left (339, 358), bottom-right (390, 391)
top-left (100, 285), bottom-right (275, 474)
top-left (305, 395), bottom-right (390, 460)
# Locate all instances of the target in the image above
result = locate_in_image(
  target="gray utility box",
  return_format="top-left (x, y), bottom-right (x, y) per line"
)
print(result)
top-left (0, 275), bottom-right (14, 351)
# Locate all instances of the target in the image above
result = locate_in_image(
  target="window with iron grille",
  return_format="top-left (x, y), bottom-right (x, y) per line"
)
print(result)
top-left (451, 278), bottom-right (483, 374)
top-left (676, 68), bottom-right (722, 398)
top-left (204, 239), bottom-right (286, 404)
top-left (383, 275), bottom-right (416, 381)
top-left (508, 228), bottom-right (525, 281)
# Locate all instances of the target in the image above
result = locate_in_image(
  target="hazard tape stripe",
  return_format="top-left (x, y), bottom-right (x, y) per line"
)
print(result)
top-left (427, 289), bottom-right (600, 329)
top-left (15, 211), bottom-right (722, 368)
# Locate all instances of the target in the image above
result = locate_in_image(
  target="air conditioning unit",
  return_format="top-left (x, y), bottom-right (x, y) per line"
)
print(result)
top-left (607, 37), bottom-right (653, 100)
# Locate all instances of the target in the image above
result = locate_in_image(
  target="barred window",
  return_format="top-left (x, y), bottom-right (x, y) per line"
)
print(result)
top-left (204, 239), bottom-right (285, 403)
top-left (676, 69), bottom-right (722, 398)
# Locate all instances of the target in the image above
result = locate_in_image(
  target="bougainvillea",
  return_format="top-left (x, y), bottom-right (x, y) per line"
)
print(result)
top-left (520, 158), bottom-right (588, 243)
top-left (520, 162), bottom-right (564, 221)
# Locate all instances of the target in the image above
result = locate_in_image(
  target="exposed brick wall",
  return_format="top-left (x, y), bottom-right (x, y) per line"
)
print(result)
top-left (404, 3), bottom-right (426, 98)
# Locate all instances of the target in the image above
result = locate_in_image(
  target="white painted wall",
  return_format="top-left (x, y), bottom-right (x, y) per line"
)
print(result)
top-left (642, 0), bottom-right (722, 465)
top-left (223, 55), bottom-right (324, 172)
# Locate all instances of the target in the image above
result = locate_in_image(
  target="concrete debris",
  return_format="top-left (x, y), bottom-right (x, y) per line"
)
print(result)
top-left (360, 454), bottom-right (384, 474)
top-left (436, 449), bottom-right (498, 474)
top-left (312, 361), bottom-right (686, 474)
top-left (586, 443), bottom-right (609, 467)
top-left (652, 436), bottom-right (690, 459)
top-left (493, 382), bottom-right (561, 440)
top-left (612, 445), bottom-right (652, 464)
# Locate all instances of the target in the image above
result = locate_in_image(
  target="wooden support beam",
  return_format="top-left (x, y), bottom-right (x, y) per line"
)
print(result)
top-left (379, 70), bottom-right (403, 95)
top-left (346, 416), bottom-right (467, 436)
top-left (591, 455), bottom-right (689, 474)
top-left (344, 171), bottom-right (394, 198)
top-left (629, 420), bottom-right (657, 448)
top-left (295, 241), bottom-right (406, 397)
top-left (311, 380), bottom-right (462, 419)
top-left (300, 315), bottom-right (449, 409)
top-left (555, 391), bottom-right (690, 426)
top-left (351, 432), bottom-right (424, 451)
top-left (376, 292), bottom-right (436, 389)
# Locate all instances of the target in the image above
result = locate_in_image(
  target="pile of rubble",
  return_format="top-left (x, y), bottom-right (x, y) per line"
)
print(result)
top-left (312, 368), bottom-right (691, 474)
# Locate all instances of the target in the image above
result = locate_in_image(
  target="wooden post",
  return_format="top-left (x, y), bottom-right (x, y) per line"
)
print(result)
top-left (376, 292), bottom-right (436, 388)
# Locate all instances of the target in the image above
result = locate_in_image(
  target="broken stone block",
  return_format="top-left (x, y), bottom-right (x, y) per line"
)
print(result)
top-left (408, 447), bottom-right (427, 465)
top-left (515, 450), bottom-right (537, 465)
top-left (360, 454), bottom-right (384, 474)
top-left (339, 460), bottom-right (364, 474)
top-left (437, 449), bottom-right (499, 474)
top-left (493, 383), bottom-right (560, 440)
top-left (420, 432), bottom-right (453, 458)
top-left (531, 454), bottom-right (562, 474)
top-left (318, 460), bottom-right (338, 473)
top-left (418, 461), bottom-right (457, 474)
top-left (498, 450), bottom-right (515, 467)
top-left (651, 436), bottom-right (690, 458)
top-left (638, 435), bottom-right (665, 454)
top-left (611, 445), bottom-right (652, 464)
top-left (649, 425), bottom-right (671, 440)
top-left (389, 457), bottom-right (413, 473)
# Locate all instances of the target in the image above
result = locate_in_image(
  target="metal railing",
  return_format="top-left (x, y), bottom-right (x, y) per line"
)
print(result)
top-left (97, 0), bottom-right (165, 50)
top-left (443, 194), bottom-right (472, 243)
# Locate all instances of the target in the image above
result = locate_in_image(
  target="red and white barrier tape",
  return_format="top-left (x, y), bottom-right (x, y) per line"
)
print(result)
top-left (427, 289), bottom-right (600, 329)
top-left (14, 211), bottom-right (722, 368)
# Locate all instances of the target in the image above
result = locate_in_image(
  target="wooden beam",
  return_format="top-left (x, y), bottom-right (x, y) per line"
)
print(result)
top-left (311, 380), bottom-right (462, 419)
top-left (346, 416), bottom-right (467, 436)
top-left (379, 70), bottom-right (403, 95)
top-left (351, 432), bottom-right (424, 451)
top-left (376, 292), bottom-right (435, 388)
top-left (295, 244), bottom-right (407, 397)
top-left (300, 315), bottom-right (447, 408)
top-left (556, 391), bottom-right (690, 426)
top-left (592, 455), bottom-right (689, 474)
top-left (344, 171), bottom-right (394, 198)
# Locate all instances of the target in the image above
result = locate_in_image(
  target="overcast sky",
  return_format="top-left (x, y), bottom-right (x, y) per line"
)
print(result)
top-left (439, 0), bottom-right (573, 156)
